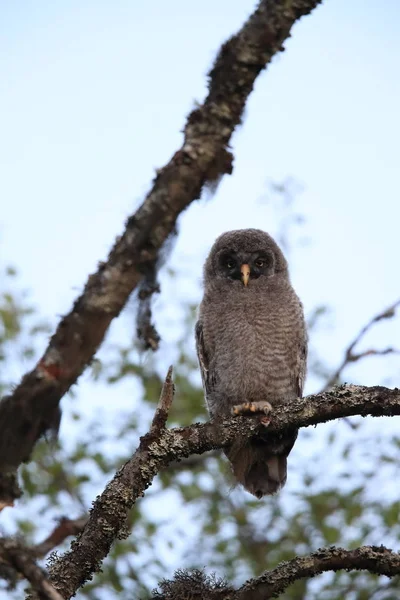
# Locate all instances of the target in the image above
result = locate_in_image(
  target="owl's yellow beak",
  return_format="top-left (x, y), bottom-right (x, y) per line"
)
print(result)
top-left (240, 264), bottom-right (250, 287)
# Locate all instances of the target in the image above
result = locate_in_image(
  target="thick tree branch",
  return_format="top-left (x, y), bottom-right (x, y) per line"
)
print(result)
top-left (0, 0), bottom-right (323, 505)
top-left (48, 383), bottom-right (400, 598)
top-left (151, 545), bottom-right (400, 599)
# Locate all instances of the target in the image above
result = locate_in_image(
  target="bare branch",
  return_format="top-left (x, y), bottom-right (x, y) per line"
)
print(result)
top-left (0, 0), bottom-right (323, 505)
top-left (0, 538), bottom-right (64, 600)
top-left (33, 516), bottom-right (88, 559)
top-left (350, 347), bottom-right (400, 362)
top-left (47, 383), bottom-right (400, 598)
top-left (237, 545), bottom-right (400, 600)
top-left (323, 298), bottom-right (400, 391)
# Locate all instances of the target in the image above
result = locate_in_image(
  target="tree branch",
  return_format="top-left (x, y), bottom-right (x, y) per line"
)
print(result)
top-left (33, 516), bottom-right (88, 559)
top-left (0, 538), bottom-right (64, 600)
top-left (236, 545), bottom-right (400, 600)
top-left (47, 383), bottom-right (400, 598)
top-left (150, 545), bottom-right (400, 599)
top-left (0, 0), bottom-right (323, 506)
top-left (0, 518), bottom-right (86, 599)
top-left (323, 298), bottom-right (400, 391)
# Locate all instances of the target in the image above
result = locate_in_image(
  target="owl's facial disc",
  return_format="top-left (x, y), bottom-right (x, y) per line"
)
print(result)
top-left (240, 264), bottom-right (250, 286)
top-left (217, 249), bottom-right (275, 284)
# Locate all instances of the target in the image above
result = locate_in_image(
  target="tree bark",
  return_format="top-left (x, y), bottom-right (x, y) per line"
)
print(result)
top-left (237, 545), bottom-right (400, 600)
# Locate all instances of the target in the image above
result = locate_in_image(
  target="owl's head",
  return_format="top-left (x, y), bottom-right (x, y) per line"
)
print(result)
top-left (204, 229), bottom-right (288, 288)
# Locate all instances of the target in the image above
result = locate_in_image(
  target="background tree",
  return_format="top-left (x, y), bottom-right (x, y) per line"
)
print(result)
top-left (1, 1), bottom-right (400, 599)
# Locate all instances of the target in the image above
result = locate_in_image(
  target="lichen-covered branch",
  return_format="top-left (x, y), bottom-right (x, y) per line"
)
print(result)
top-left (236, 545), bottom-right (400, 600)
top-left (47, 383), bottom-right (400, 598)
top-left (0, 0), bottom-right (323, 506)
top-left (150, 545), bottom-right (400, 599)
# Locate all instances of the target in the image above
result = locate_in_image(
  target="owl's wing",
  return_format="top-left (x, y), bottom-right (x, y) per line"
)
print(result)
top-left (296, 331), bottom-right (308, 398)
top-left (195, 320), bottom-right (213, 398)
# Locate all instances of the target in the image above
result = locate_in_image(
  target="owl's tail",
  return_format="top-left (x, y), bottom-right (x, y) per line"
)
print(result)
top-left (226, 433), bottom-right (296, 498)
top-left (245, 454), bottom-right (287, 497)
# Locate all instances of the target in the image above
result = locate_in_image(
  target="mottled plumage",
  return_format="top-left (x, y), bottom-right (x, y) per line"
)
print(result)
top-left (196, 229), bottom-right (307, 498)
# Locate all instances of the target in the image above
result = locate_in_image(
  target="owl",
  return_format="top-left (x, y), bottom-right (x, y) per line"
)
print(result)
top-left (195, 229), bottom-right (307, 498)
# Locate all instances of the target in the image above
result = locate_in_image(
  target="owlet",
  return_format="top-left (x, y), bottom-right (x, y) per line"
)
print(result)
top-left (196, 229), bottom-right (307, 498)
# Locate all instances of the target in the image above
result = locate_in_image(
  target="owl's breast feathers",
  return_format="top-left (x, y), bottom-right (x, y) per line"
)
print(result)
top-left (196, 282), bottom-right (306, 416)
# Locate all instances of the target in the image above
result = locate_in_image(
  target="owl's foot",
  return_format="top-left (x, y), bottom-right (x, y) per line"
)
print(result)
top-left (232, 401), bottom-right (272, 427)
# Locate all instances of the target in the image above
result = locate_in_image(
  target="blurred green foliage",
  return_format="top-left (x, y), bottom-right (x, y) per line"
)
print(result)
top-left (1, 191), bottom-right (399, 600)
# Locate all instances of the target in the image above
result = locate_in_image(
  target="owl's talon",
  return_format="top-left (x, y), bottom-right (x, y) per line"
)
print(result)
top-left (259, 415), bottom-right (271, 427)
top-left (232, 401), bottom-right (272, 417)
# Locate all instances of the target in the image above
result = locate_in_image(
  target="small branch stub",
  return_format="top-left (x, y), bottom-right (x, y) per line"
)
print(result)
top-left (151, 366), bottom-right (175, 433)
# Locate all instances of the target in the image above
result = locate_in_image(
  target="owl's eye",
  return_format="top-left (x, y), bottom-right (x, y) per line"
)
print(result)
top-left (255, 259), bottom-right (265, 268)
top-left (226, 259), bottom-right (235, 269)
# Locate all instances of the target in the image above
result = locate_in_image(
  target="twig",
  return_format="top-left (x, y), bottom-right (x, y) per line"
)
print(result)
top-left (321, 299), bottom-right (400, 430)
top-left (0, 538), bottom-right (64, 600)
top-left (0, 0), bottom-right (323, 506)
top-left (47, 383), bottom-right (400, 598)
top-left (323, 298), bottom-right (400, 391)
